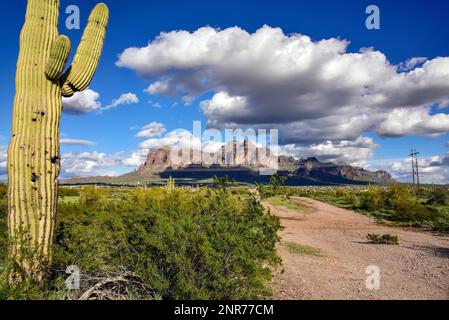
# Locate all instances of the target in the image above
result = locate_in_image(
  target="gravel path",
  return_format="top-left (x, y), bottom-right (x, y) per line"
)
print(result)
top-left (266, 197), bottom-right (449, 300)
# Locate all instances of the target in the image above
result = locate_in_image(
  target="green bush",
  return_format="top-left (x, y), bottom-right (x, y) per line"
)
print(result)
top-left (367, 233), bottom-right (399, 245)
top-left (269, 173), bottom-right (286, 194)
top-left (358, 185), bottom-right (442, 223)
top-left (1, 186), bottom-right (281, 300)
top-left (58, 187), bottom-right (80, 198)
top-left (360, 186), bottom-right (385, 211)
top-left (334, 187), bottom-right (349, 198)
top-left (256, 183), bottom-right (274, 200)
top-left (78, 186), bottom-right (108, 205)
top-left (392, 198), bottom-right (441, 222)
top-left (426, 187), bottom-right (449, 205)
top-left (385, 185), bottom-right (442, 222)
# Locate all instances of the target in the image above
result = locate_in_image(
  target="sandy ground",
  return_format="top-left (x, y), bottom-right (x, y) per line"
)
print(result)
top-left (265, 197), bottom-right (449, 300)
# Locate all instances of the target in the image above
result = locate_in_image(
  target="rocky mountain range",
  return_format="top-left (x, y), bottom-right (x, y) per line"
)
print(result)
top-left (63, 141), bottom-right (394, 186)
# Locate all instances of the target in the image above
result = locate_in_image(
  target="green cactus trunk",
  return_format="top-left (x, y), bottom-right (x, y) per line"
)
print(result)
top-left (166, 176), bottom-right (175, 193)
top-left (7, 0), bottom-right (108, 281)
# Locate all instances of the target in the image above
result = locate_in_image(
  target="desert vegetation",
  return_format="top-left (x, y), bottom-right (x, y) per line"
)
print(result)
top-left (1, 181), bottom-right (448, 299)
top-left (366, 233), bottom-right (399, 245)
top-left (0, 184), bottom-right (281, 299)
top-left (276, 184), bottom-right (449, 232)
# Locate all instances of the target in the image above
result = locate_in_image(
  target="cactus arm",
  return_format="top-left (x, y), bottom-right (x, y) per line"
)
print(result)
top-left (61, 67), bottom-right (75, 97)
top-left (61, 3), bottom-right (109, 97)
top-left (45, 35), bottom-right (71, 81)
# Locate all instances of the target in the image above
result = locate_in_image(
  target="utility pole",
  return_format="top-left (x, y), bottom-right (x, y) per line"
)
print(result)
top-left (415, 151), bottom-right (420, 192)
top-left (409, 149), bottom-right (420, 194)
top-left (410, 150), bottom-right (415, 186)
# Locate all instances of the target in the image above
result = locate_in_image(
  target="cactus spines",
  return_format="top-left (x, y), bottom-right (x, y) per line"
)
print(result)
top-left (7, 0), bottom-right (109, 281)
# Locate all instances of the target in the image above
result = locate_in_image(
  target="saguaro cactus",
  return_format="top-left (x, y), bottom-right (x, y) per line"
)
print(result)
top-left (166, 176), bottom-right (176, 193)
top-left (7, 0), bottom-right (109, 280)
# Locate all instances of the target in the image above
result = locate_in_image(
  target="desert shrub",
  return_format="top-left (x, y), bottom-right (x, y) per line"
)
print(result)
top-left (0, 187), bottom-right (281, 299)
top-left (0, 184), bottom-right (6, 197)
top-left (256, 183), bottom-right (274, 200)
top-left (384, 184), bottom-right (412, 208)
top-left (333, 187), bottom-right (358, 205)
top-left (334, 187), bottom-right (349, 198)
top-left (78, 187), bottom-right (108, 206)
top-left (212, 175), bottom-right (234, 193)
top-left (231, 187), bottom-right (252, 196)
top-left (391, 198), bottom-right (441, 222)
top-left (45, 187), bottom-right (280, 300)
top-left (58, 187), bottom-right (80, 198)
top-left (360, 186), bottom-right (386, 211)
top-left (0, 270), bottom-right (54, 300)
top-left (382, 185), bottom-right (442, 222)
top-left (345, 193), bottom-right (357, 205)
top-left (426, 187), bottom-right (449, 205)
top-left (366, 233), bottom-right (399, 245)
top-left (298, 185), bottom-right (448, 230)
top-left (268, 173), bottom-right (287, 196)
top-left (0, 228), bottom-right (61, 300)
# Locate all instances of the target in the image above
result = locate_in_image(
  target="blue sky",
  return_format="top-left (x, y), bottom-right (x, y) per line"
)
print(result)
top-left (1, 0), bottom-right (449, 182)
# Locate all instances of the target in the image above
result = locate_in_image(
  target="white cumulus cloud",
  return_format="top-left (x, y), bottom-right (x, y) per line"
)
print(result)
top-left (377, 107), bottom-right (449, 137)
top-left (61, 151), bottom-right (124, 178)
top-left (397, 57), bottom-right (428, 72)
top-left (102, 92), bottom-right (140, 111)
top-left (117, 26), bottom-right (449, 145)
top-left (134, 122), bottom-right (166, 138)
top-left (283, 137), bottom-right (379, 167)
top-left (138, 129), bottom-right (196, 150)
top-left (62, 89), bottom-right (101, 115)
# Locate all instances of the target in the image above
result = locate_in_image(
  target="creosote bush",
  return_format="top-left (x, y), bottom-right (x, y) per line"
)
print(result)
top-left (367, 233), bottom-right (399, 245)
top-left (58, 187), bottom-right (80, 198)
top-left (0, 186), bottom-right (281, 300)
top-left (426, 187), bottom-right (449, 205)
top-left (357, 185), bottom-right (442, 222)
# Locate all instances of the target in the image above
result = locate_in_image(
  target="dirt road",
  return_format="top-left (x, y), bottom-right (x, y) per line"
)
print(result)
top-left (266, 197), bottom-right (449, 300)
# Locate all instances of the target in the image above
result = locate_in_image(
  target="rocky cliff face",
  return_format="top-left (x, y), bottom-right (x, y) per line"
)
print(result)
top-left (137, 146), bottom-right (172, 173)
top-left (138, 141), bottom-right (271, 172)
